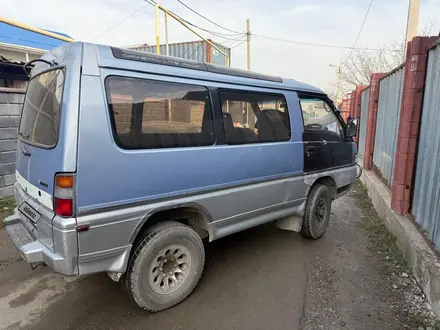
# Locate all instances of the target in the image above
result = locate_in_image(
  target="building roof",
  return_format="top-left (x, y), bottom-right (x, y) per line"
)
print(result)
top-left (0, 21), bottom-right (72, 51)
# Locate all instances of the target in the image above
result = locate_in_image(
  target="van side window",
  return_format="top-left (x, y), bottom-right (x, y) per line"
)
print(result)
top-left (109, 94), bottom-right (133, 134)
top-left (219, 91), bottom-right (290, 144)
top-left (105, 77), bottom-right (215, 149)
top-left (299, 97), bottom-right (344, 139)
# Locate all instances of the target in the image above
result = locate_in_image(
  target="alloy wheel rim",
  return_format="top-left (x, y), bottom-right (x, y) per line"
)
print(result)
top-left (148, 244), bottom-right (192, 295)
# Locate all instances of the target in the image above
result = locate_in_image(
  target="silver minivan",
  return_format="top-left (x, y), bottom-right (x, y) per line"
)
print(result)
top-left (5, 42), bottom-right (359, 311)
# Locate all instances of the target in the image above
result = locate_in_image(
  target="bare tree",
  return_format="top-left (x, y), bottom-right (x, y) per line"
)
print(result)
top-left (339, 46), bottom-right (403, 93)
top-left (337, 21), bottom-right (438, 94)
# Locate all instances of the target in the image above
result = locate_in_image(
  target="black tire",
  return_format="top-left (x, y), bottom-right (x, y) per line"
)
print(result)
top-left (301, 184), bottom-right (331, 239)
top-left (123, 221), bottom-right (205, 311)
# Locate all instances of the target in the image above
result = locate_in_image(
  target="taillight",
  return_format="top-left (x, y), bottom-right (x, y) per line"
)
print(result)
top-left (54, 174), bottom-right (74, 217)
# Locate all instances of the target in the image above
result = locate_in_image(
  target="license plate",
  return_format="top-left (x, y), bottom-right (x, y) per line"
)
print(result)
top-left (19, 202), bottom-right (41, 223)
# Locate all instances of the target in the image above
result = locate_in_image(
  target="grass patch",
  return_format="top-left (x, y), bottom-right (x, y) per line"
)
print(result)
top-left (0, 196), bottom-right (16, 229)
top-left (351, 180), bottom-right (408, 275)
top-left (407, 312), bottom-right (440, 330)
top-left (351, 180), bottom-right (440, 329)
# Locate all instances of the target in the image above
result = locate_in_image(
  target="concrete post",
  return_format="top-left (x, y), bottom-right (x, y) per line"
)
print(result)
top-left (391, 36), bottom-right (439, 215)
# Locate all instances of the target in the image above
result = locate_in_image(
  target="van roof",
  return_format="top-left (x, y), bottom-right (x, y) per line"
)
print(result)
top-left (52, 42), bottom-right (324, 94)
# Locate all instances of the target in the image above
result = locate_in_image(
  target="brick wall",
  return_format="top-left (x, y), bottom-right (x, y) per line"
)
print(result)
top-left (350, 35), bottom-right (439, 216)
top-left (0, 88), bottom-right (24, 197)
top-left (363, 73), bottom-right (387, 170)
top-left (390, 36), bottom-right (439, 215)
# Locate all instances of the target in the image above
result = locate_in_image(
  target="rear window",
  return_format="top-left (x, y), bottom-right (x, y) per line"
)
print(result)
top-left (19, 68), bottom-right (65, 148)
top-left (105, 76), bottom-right (215, 149)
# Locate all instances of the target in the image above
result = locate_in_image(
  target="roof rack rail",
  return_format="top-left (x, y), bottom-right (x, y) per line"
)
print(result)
top-left (111, 47), bottom-right (282, 83)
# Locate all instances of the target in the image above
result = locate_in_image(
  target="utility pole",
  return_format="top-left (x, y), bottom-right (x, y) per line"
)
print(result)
top-left (246, 18), bottom-right (251, 71)
top-left (155, 3), bottom-right (160, 54)
top-left (164, 12), bottom-right (169, 56)
top-left (156, 4), bottom-right (230, 65)
top-left (404, 0), bottom-right (420, 54)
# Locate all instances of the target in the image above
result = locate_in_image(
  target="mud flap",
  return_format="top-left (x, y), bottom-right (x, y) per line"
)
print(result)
top-left (275, 215), bottom-right (303, 232)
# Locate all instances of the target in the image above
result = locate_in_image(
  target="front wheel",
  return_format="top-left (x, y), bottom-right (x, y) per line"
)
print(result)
top-left (301, 184), bottom-right (331, 239)
top-left (123, 221), bottom-right (205, 311)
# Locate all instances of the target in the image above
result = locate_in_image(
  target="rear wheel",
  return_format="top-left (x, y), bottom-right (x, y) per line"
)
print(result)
top-left (123, 221), bottom-right (205, 311)
top-left (301, 184), bottom-right (331, 239)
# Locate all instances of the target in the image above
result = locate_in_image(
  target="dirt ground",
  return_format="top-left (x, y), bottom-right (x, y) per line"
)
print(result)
top-left (0, 188), bottom-right (437, 330)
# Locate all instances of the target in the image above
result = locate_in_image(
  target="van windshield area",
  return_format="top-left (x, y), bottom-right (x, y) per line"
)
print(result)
top-left (19, 68), bottom-right (65, 148)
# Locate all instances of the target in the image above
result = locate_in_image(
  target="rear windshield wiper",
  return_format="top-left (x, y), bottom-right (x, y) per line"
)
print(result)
top-left (23, 58), bottom-right (58, 75)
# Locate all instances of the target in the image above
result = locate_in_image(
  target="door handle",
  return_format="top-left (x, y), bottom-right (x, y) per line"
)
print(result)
top-left (305, 146), bottom-right (316, 157)
top-left (21, 147), bottom-right (31, 157)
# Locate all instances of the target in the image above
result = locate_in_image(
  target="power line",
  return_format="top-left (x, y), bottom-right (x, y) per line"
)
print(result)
top-left (144, 0), bottom-right (245, 40)
top-left (169, 14), bottom-right (245, 39)
top-left (214, 35), bottom-right (246, 47)
top-left (143, 0), bottom-right (244, 63)
top-left (225, 36), bottom-right (247, 48)
top-left (252, 34), bottom-right (401, 52)
top-left (90, 3), bottom-right (150, 42)
top-left (176, 0), bottom-right (244, 35)
top-left (187, 25), bottom-right (245, 39)
top-left (182, 18), bottom-right (244, 37)
top-left (348, 0), bottom-right (374, 58)
top-left (180, 35), bottom-right (244, 60)
top-left (230, 39), bottom-right (247, 49)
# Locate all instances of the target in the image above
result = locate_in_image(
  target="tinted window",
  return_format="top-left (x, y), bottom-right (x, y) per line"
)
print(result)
top-left (19, 68), bottom-right (65, 148)
top-left (109, 94), bottom-right (133, 134)
top-left (106, 77), bottom-right (214, 149)
top-left (219, 91), bottom-right (290, 144)
top-left (299, 97), bottom-right (344, 139)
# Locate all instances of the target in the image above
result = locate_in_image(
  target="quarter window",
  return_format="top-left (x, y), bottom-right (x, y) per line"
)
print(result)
top-left (105, 77), bottom-right (214, 149)
top-left (219, 91), bottom-right (290, 144)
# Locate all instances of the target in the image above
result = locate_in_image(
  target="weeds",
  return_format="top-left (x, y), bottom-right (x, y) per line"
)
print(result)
top-left (0, 197), bottom-right (15, 229)
top-left (351, 180), bottom-right (440, 329)
top-left (407, 312), bottom-right (440, 330)
top-left (351, 181), bottom-right (408, 275)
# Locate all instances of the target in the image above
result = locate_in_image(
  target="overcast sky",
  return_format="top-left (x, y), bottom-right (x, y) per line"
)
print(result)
top-left (1, 0), bottom-right (439, 92)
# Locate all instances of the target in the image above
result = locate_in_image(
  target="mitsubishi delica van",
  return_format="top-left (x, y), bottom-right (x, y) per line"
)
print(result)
top-left (4, 42), bottom-right (359, 311)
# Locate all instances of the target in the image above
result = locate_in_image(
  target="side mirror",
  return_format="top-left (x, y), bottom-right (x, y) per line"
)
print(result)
top-left (347, 118), bottom-right (359, 137)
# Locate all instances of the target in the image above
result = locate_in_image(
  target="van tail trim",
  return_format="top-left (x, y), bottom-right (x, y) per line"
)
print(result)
top-left (16, 171), bottom-right (52, 210)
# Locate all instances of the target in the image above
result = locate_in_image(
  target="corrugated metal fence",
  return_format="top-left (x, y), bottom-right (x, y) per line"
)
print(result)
top-left (412, 41), bottom-right (440, 250)
top-left (128, 40), bottom-right (231, 66)
top-left (358, 87), bottom-right (370, 159)
top-left (372, 65), bottom-right (405, 187)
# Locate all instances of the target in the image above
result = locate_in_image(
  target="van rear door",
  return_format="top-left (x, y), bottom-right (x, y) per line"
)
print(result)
top-left (16, 67), bottom-right (66, 251)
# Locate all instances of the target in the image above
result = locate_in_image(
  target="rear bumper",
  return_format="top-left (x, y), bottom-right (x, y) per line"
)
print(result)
top-left (4, 208), bottom-right (78, 275)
